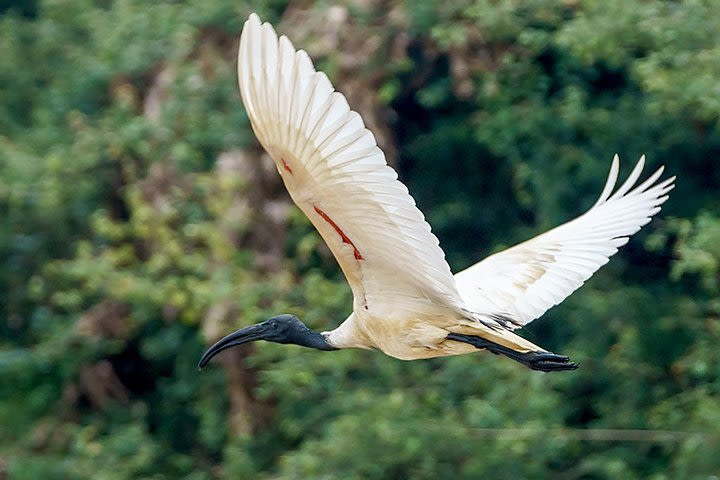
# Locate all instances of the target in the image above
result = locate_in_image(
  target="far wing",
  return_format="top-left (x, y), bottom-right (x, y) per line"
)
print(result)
top-left (454, 155), bottom-right (675, 327)
top-left (238, 14), bottom-right (463, 312)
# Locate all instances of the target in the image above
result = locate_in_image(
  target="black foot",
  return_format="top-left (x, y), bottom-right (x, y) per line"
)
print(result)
top-left (516, 350), bottom-right (579, 372)
top-left (446, 333), bottom-right (579, 372)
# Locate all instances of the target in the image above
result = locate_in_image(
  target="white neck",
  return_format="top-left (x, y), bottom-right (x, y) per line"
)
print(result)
top-left (323, 313), bottom-right (372, 350)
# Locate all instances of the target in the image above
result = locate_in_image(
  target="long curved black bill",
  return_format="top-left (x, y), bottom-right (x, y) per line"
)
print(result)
top-left (198, 323), bottom-right (268, 370)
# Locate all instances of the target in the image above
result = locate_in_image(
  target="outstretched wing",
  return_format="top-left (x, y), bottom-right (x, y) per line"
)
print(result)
top-left (238, 14), bottom-right (462, 312)
top-left (454, 155), bottom-right (675, 327)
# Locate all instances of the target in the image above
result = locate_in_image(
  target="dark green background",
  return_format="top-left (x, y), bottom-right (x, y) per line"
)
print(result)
top-left (1, 0), bottom-right (719, 478)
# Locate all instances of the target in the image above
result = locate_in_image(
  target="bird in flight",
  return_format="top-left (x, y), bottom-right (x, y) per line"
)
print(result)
top-left (198, 14), bottom-right (675, 372)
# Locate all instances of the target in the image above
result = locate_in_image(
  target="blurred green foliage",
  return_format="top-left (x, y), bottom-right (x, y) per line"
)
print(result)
top-left (1, 0), bottom-right (719, 478)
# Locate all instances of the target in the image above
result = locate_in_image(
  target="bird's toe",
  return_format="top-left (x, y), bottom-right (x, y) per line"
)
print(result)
top-left (533, 352), bottom-right (569, 362)
top-left (523, 351), bottom-right (578, 372)
top-left (533, 360), bottom-right (579, 371)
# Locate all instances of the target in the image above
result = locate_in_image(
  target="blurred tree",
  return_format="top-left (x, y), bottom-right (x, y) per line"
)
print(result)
top-left (1, 0), bottom-right (718, 478)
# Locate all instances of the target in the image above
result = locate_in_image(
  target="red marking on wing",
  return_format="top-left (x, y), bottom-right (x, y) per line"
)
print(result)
top-left (313, 206), bottom-right (363, 261)
top-left (280, 157), bottom-right (293, 174)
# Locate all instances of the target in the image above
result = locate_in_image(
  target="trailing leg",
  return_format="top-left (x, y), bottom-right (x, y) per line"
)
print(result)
top-left (446, 333), bottom-right (578, 372)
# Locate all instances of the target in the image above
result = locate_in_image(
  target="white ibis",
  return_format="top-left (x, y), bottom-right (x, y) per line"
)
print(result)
top-left (198, 14), bottom-right (675, 372)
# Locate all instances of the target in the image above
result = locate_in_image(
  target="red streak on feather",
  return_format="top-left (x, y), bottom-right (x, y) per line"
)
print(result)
top-left (280, 157), bottom-right (293, 174)
top-left (313, 206), bottom-right (363, 260)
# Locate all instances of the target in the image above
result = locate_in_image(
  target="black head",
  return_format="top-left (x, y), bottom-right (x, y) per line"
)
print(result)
top-left (197, 314), bottom-right (336, 369)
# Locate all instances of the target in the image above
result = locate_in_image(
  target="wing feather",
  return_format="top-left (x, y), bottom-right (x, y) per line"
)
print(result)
top-left (238, 14), bottom-right (462, 312)
top-left (454, 155), bottom-right (675, 326)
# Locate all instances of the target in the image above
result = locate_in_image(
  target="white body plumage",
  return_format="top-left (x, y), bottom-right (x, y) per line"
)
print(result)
top-left (228, 14), bottom-right (674, 366)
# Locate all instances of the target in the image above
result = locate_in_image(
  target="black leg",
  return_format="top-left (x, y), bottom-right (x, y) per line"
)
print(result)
top-left (446, 333), bottom-right (579, 372)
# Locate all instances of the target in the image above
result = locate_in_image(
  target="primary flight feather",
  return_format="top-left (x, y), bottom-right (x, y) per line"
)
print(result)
top-left (199, 14), bottom-right (675, 372)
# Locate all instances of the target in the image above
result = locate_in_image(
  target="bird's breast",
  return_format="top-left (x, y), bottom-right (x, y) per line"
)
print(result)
top-left (355, 312), bottom-right (478, 360)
